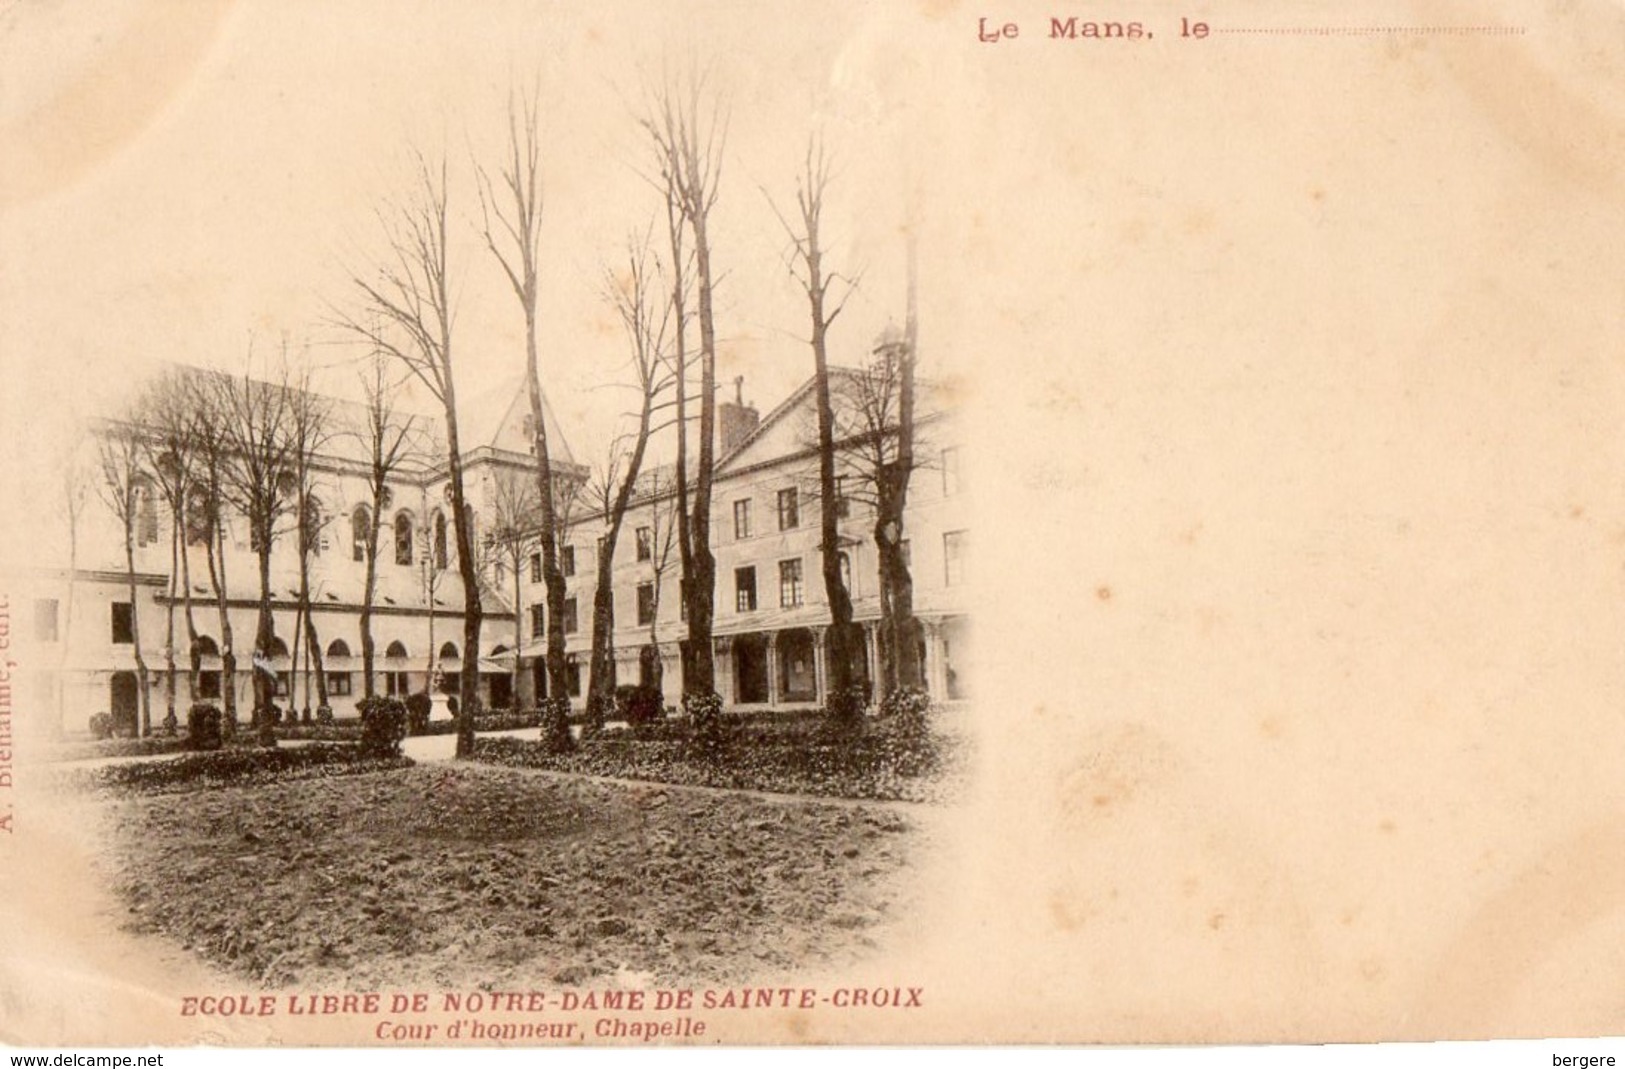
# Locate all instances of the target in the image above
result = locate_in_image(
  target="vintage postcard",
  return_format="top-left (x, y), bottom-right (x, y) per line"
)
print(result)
top-left (2, 0), bottom-right (1624, 1049)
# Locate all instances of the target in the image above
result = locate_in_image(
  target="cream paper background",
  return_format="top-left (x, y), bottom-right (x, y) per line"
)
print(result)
top-left (3, 0), bottom-right (1625, 1046)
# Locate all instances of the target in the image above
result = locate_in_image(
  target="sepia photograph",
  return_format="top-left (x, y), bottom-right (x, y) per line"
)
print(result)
top-left (4, 0), bottom-right (1625, 1054)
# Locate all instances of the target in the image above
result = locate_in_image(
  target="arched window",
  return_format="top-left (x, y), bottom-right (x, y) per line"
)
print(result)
top-left (439, 641), bottom-right (459, 661)
top-left (433, 510), bottom-right (448, 570)
top-left (303, 496), bottom-right (324, 557)
top-left (326, 639), bottom-right (352, 659)
top-left (268, 637), bottom-right (290, 660)
top-left (384, 640), bottom-right (409, 659)
top-left (351, 505), bottom-right (370, 563)
top-left (394, 511), bottom-right (415, 566)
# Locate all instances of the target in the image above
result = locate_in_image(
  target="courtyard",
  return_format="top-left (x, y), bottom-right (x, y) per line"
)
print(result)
top-left (92, 759), bottom-right (933, 991)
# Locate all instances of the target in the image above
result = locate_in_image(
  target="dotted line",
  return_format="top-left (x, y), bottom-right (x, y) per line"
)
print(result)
top-left (1213, 25), bottom-right (1528, 36)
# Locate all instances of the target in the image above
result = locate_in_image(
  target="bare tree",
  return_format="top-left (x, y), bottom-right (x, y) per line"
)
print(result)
top-left (482, 466), bottom-right (540, 712)
top-left (637, 466), bottom-right (679, 698)
top-left (832, 242), bottom-right (926, 696)
top-left (184, 369), bottom-right (240, 725)
top-left (477, 88), bottom-right (574, 751)
top-left (214, 348), bottom-right (300, 746)
top-left (354, 351), bottom-right (420, 699)
top-left (143, 367), bottom-right (204, 728)
top-left (95, 411), bottom-right (154, 736)
top-left (286, 362), bottom-right (334, 717)
top-left (770, 134), bottom-right (866, 725)
top-left (582, 232), bottom-right (677, 735)
top-left (642, 73), bottom-right (727, 702)
top-left (339, 150), bottom-right (484, 759)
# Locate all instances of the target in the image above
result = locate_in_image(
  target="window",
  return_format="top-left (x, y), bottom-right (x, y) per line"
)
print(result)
top-left (34, 599), bottom-right (59, 643)
top-left (303, 497), bottom-right (325, 557)
top-left (838, 551), bottom-right (852, 595)
top-left (394, 511), bottom-right (415, 566)
top-left (835, 476), bottom-right (850, 519)
top-left (779, 559), bottom-right (803, 608)
top-left (494, 560), bottom-right (506, 587)
top-left (197, 671), bottom-right (221, 700)
top-left (327, 672), bottom-right (353, 696)
top-left (566, 659), bottom-right (582, 697)
top-left (777, 488), bottom-right (799, 531)
top-left (635, 526), bottom-right (652, 562)
top-left (351, 505), bottom-right (370, 562)
top-left (679, 578), bottom-right (690, 622)
top-left (111, 602), bottom-right (134, 644)
top-left (944, 530), bottom-right (968, 586)
top-left (560, 545), bottom-right (575, 577)
top-left (734, 499), bottom-right (753, 540)
top-left (735, 567), bottom-right (757, 612)
top-left (433, 510), bottom-right (448, 569)
top-left (530, 603), bottom-right (545, 639)
top-left (942, 446), bottom-right (963, 496)
top-left (563, 597), bottom-right (578, 635)
top-left (530, 553), bottom-right (542, 584)
top-left (637, 582), bottom-right (656, 626)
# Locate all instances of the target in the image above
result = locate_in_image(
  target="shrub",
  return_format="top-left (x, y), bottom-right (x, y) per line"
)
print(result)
top-left (881, 687), bottom-right (932, 736)
top-left (161, 711), bottom-right (180, 736)
top-left (315, 705), bottom-right (334, 725)
top-left (66, 743), bottom-right (412, 795)
top-left (88, 713), bottom-right (114, 740)
top-left (357, 696), bottom-right (408, 757)
top-left (683, 690), bottom-right (725, 756)
top-left (823, 682), bottom-right (871, 734)
top-left (186, 703), bottom-right (224, 751)
top-left (404, 692), bottom-right (433, 735)
top-left (541, 696), bottom-right (573, 754)
top-left (625, 684), bottom-right (665, 735)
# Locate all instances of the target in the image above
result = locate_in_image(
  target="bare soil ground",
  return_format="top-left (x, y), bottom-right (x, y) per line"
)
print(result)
top-left (100, 764), bottom-right (925, 991)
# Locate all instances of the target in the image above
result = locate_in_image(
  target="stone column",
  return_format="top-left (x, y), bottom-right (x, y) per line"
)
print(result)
top-left (766, 632), bottom-right (780, 707)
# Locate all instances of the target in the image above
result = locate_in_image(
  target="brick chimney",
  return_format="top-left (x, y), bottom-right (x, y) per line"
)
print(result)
top-left (719, 375), bottom-right (759, 454)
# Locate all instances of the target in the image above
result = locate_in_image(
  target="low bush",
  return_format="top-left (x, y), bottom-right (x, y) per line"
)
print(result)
top-left (541, 696), bottom-right (574, 754)
top-left (357, 696), bottom-right (409, 758)
top-left (404, 693), bottom-right (433, 736)
top-left (88, 713), bottom-right (114, 740)
top-left (624, 684), bottom-right (665, 735)
top-left (683, 690), bottom-right (725, 756)
top-left (186, 703), bottom-right (224, 751)
top-left (62, 743), bottom-right (412, 796)
top-left (472, 723), bottom-right (961, 804)
top-left (315, 705), bottom-right (334, 725)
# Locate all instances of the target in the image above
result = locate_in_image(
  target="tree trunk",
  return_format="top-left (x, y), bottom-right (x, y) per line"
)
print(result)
top-left (253, 531), bottom-right (277, 747)
top-left (442, 377), bottom-right (484, 760)
top-left (585, 556), bottom-right (617, 737)
top-left (206, 505), bottom-right (237, 724)
top-left (124, 526), bottom-right (151, 737)
top-left (804, 217), bottom-right (860, 724)
top-left (179, 502), bottom-right (200, 704)
top-left (687, 208), bottom-right (718, 696)
top-left (164, 516), bottom-right (179, 731)
top-left (511, 564), bottom-right (523, 709)
top-left (523, 303), bottom-right (572, 753)
top-left (361, 502), bottom-right (382, 699)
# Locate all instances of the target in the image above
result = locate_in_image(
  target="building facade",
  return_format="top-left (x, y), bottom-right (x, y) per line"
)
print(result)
top-left (11, 351), bottom-right (968, 737)
top-left (520, 360), bottom-right (971, 714)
